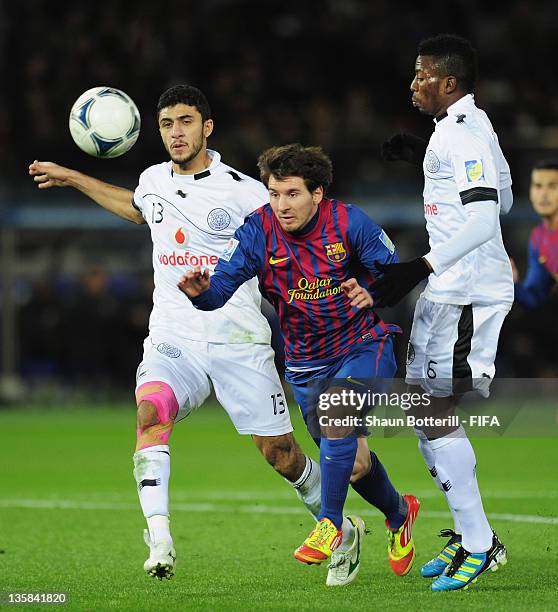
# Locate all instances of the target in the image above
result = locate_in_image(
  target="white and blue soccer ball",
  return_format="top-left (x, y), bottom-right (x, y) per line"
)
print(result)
top-left (69, 87), bottom-right (141, 158)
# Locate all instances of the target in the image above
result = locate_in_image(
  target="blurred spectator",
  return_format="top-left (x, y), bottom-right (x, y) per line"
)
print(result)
top-left (4, 0), bottom-right (557, 199)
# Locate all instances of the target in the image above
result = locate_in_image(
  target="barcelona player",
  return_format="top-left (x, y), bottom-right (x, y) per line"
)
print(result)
top-left (512, 160), bottom-right (558, 306)
top-left (178, 143), bottom-right (420, 586)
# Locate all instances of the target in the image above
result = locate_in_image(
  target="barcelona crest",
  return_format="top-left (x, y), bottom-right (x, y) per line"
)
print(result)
top-left (325, 241), bottom-right (347, 263)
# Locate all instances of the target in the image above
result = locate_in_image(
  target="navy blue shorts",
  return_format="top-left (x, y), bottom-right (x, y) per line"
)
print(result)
top-left (285, 336), bottom-right (397, 439)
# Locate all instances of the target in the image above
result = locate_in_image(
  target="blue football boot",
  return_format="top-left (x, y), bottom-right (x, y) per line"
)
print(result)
top-left (421, 528), bottom-right (462, 578)
top-left (431, 532), bottom-right (507, 591)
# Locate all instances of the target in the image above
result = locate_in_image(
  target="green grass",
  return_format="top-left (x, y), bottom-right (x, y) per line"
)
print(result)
top-left (0, 403), bottom-right (557, 611)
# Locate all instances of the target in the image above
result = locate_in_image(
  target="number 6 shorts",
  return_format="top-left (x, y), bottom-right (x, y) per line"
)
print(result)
top-left (135, 334), bottom-right (293, 436)
top-left (405, 294), bottom-right (511, 398)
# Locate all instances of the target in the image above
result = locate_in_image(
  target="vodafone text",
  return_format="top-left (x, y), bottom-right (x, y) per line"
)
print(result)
top-left (158, 251), bottom-right (219, 267)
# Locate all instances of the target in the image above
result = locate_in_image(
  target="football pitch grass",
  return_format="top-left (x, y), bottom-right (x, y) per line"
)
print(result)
top-left (1, 403), bottom-right (556, 611)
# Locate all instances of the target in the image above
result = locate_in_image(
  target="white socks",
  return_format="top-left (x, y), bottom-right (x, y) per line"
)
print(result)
top-left (146, 515), bottom-right (171, 544)
top-left (289, 456), bottom-right (321, 519)
top-left (425, 427), bottom-right (492, 553)
top-left (133, 444), bottom-right (171, 542)
top-left (415, 428), bottom-right (461, 534)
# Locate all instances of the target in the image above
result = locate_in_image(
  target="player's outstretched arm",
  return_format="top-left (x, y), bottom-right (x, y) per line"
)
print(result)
top-left (177, 263), bottom-right (246, 311)
top-left (373, 200), bottom-right (498, 307)
top-left (373, 258), bottom-right (432, 307)
top-left (28, 160), bottom-right (144, 224)
top-left (179, 215), bottom-right (265, 311)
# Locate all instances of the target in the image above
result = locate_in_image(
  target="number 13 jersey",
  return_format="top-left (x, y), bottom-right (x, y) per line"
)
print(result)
top-left (133, 150), bottom-right (271, 344)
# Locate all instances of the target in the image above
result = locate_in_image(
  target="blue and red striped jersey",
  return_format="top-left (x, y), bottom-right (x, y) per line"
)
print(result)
top-left (191, 198), bottom-right (401, 367)
top-left (515, 223), bottom-right (558, 308)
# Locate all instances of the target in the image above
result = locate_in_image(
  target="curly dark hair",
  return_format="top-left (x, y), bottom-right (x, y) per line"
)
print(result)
top-left (418, 34), bottom-right (478, 93)
top-left (257, 143), bottom-right (333, 193)
top-left (156, 84), bottom-right (212, 121)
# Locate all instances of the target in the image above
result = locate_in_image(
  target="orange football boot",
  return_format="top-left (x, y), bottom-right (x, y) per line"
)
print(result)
top-left (386, 494), bottom-right (421, 576)
top-left (294, 518), bottom-right (342, 565)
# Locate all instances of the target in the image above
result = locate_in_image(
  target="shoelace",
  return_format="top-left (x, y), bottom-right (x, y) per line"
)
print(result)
top-left (444, 545), bottom-right (467, 577)
top-left (309, 522), bottom-right (337, 548)
top-left (439, 528), bottom-right (458, 539)
top-left (327, 553), bottom-right (348, 570)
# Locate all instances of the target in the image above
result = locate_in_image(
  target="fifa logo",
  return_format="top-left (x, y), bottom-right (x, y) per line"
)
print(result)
top-left (325, 242), bottom-right (347, 263)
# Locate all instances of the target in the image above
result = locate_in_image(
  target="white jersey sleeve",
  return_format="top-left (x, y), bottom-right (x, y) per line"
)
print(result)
top-left (132, 169), bottom-right (149, 218)
top-left (499, 186), bottom-right (513, 215)
top-left (448, 135), bottom-right (499, 205)
top-left (425, 200), bottom-right (498, 275)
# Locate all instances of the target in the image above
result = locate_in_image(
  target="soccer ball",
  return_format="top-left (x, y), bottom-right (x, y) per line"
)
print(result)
top-left (69, 87), bottom-right (141, 158)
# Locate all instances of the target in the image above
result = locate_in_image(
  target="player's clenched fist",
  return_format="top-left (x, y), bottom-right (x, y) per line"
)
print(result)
top-left (28, 160), bottom-right (72, 188)
top-left (340, 278), bottom-right (373, 309)
top-left (177, 266), bottom-right (211, 298)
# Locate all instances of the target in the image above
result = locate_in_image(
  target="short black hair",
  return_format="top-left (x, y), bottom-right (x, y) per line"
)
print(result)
top-left (533, 159), bottom-right (558, 172)
top-left (157, 85), bottom-right (211, 121)
top-left (418, 34), bottom-right (478, 93)
top-left (257, 143), bottom-right (333, 193)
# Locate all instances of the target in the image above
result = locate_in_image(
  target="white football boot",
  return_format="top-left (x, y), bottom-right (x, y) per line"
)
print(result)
top-left (143, 529), bottom-right (176, 580)
top-left (326, 515), bottom-right (367, 586)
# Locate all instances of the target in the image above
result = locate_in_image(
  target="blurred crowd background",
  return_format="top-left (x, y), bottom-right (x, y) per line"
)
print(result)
top-left (1, 0), bottom-right (557, 400)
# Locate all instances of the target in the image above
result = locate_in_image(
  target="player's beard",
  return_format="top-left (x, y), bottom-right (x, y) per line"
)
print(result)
top-left (169, 128), bottom-right (205, 169)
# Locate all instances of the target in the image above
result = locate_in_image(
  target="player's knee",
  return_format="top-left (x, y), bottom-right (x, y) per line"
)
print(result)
top-left (137, 401), bottom-right (159, 431)
top-left (135, 381), bottom-right (179, 449)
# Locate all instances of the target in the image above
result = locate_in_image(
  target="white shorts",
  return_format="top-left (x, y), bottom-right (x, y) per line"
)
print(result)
top-left (405, 295), bottom-right (511, 397)
top-left (135, 335), bottom-right (293, 436)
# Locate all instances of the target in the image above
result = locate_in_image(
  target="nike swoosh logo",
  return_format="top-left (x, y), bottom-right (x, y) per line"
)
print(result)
top-left (346, 376), bottom-right (364, 386)
top-left (349, 526), bottom-right (360, 575)
top-left (269, 256), bottom-right (289, 265)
